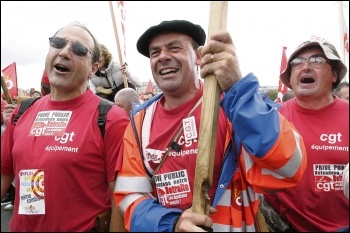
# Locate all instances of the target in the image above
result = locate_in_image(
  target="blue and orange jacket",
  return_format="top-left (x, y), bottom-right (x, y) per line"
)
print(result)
top-left (114, 74), bottom-right (307, 232)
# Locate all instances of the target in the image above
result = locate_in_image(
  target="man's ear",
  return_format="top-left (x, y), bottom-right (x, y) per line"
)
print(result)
top-left (195, 49), bottom-right (201, 66)
top-left (91, 62), bottom-right (99, 74)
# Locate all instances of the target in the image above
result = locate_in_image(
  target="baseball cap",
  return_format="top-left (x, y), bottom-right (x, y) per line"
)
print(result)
top-left (280, 36), bottom-right (348, 89)
top-left (137, 20), bottom-right (206, 58)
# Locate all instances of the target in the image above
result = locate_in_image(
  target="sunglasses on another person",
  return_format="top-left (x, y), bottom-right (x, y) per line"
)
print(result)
top-left (49, 37), bottom-right (92, 57)
top-left (290, 56), bottom-right (328, 70)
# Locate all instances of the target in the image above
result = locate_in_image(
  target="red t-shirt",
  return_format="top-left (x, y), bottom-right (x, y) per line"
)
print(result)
top-left (1, 90), bottom-right (129, 231)
top-left (264, 97), bottom-right (349, 231)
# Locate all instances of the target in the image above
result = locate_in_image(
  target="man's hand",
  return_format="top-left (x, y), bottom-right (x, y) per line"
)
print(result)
top-left (96, 86), bottom-right (113, 95)
top-left (3, 104), bottom-right (16, 125)
top-left (198, 31), bottom-right (242, 92)
top-left (173, 207), bottom-right (216, 232)
top-left (120, 63), bottom-right (130, 77)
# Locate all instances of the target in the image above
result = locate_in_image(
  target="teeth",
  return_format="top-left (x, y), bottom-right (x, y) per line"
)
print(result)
top-left (160, 68), bottom-right (176, 75)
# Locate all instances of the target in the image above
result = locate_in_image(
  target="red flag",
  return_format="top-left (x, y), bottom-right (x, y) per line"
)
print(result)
top-left (339, 1), bottom-right (349, 54)
top-left (2, 62), bottom-right (18, 99)
top-left (276, 47), bottom-right (288, 103)
top-left (117, 1), bottom-right (127, 58)
top-left (145, 79), bottom-right (154, 93)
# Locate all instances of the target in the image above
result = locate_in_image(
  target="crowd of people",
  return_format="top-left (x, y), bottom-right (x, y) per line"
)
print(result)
top-left (1, 19), bottom-right (348, 232)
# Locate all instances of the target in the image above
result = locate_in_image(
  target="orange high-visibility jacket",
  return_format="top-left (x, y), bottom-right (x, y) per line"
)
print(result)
top-left (114, 74), bottom-right (307, 232)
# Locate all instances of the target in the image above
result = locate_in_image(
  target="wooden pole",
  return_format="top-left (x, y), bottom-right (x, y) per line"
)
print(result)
top-left (192, 1), bottom-right (228, 215)
top-left (108, 1), bottom-right (128, 88)
top-left (1, 76), bottom-right (14, 104)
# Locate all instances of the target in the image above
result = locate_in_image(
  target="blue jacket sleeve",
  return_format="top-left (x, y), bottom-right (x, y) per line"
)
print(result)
top-left (221, 73), bottom-right (281, 157)
top-left (131, 198), bottom-right (182, 232)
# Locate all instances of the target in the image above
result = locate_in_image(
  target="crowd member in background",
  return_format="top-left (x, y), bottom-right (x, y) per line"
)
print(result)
top-left (89, 44), bottom-right (142, 102)
top-left (2, 103), bottom-right (15, 127)
top-left (282, 90), bottom-right (295, 102)
top-left (334, 81), bottom-right (349, 101)
top-left (1, 98), bottom-right (11, 207)
top-left (264, 37), bottom-right (349, 232)
top-left (30, 90), bottom-right (42, 98)
top-left (0, 96), bottom-right (33, 211)
top-left (143, 91), bottom-right (156, 102)
top-left (2, 71), bottom-right (51, 128)
top-left (1, 21), bottom-right (129, 232)
top-left (1, 98), bottom-right (7, 134)
top-left (113, 19), bottom-right (306, 232)
top-left (1, 72), bottom-right (51, 211)
top-left (114, 87), bottom-right (141, 116)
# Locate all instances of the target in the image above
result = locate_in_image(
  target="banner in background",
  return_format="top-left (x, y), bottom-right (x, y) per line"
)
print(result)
top-left (276, 47), bottom-right (288, 103)
top-left (145, 79), bottom-right (154, 93)
top-left (2, 62), bottom-right (18, 99)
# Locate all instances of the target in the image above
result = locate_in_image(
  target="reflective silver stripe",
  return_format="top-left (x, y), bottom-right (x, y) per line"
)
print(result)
top-left (261, 128), bottom-right (303, 179)
top-left (142, 102), bottom-right (158, 175)
top-left (213, 221), bottom-right (255, 232)
top-left (217, 189), bottom-right (231, 206)
top-left (245, 222), bottom-right (256, 232)
top-left (242, 148), bottom-right (254, 171)
top-left (213, 223), bottom-right (232, 232)
top-left (119, 193), bottom-right (144, 214)
top-left (243, 128), bottom-right (303, 180)
top-left (217, 187), bottom-right (259, 207)
top-left (115, 176), bottom-right (153, 193)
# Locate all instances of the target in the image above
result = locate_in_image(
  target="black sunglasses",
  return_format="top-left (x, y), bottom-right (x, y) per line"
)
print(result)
top-left (49, 37), bottom-right (92, 57)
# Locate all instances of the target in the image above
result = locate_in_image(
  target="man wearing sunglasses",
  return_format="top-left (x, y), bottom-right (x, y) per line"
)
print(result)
top-left (263, 36), bottom-right (349, 232)
top-left (1, 22), bottom-right (129, 232)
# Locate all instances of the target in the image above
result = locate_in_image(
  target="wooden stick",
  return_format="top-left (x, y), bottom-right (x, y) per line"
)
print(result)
top-left (192, 1), bottom-right (228, 215)
top-left (108, 1), bottom-right (128, 88)
top-left (1, 76), bottom-right (14, 104)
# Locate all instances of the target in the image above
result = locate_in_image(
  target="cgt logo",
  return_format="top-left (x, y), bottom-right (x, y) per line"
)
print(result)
top-left (30, 122), bottom-right (47, 136)
top-left (316, 176), bottom-right (340, 192)
top-left (320, 133), bottom-right (342, 144)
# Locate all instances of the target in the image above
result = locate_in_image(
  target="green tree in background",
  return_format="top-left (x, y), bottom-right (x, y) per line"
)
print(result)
top-left (267, 90), bottom-right (278, 101)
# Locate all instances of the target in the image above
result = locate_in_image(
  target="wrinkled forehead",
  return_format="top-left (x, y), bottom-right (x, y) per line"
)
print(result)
top-left (55, 26), bottom-right (93, 47)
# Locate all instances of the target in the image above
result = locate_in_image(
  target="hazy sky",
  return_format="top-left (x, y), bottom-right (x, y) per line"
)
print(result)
top-left (1, 1), bottom-right (349, 91)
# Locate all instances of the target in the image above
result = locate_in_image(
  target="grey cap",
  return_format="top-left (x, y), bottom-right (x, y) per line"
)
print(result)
top-left (280, 37), bottom-right (347, 89)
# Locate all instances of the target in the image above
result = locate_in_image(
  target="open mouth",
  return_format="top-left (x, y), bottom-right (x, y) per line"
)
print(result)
top-left (159, 68), bottom-right (178, 75)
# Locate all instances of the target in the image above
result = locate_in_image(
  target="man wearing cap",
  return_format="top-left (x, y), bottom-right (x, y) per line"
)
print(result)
top-left (264, 36), bottom-right (349, 231)
top-left (113, 20), bottom-right (307, 232)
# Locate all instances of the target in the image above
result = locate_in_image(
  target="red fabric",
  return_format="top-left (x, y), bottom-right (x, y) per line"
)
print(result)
top-left (1, 98), bottom-right (7, 114)
top-left (41, 70), bottom-right (50, 85)
top-left (1, 90), bottom-right (130, 231)
top-left (1, 98), bottom-right (7, 125)
top-left (2, 62), bottom-right (18, 100)
top-left (276, 47), bottom-right (288, 103)
top-left (145, 79), bottom-right (154, 93)
top-left (265, 98), bottom-right (349, 231)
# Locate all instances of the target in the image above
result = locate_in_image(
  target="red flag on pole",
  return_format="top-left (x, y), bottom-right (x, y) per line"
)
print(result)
top-left (2, 62), bottom-right (18, 100)
top-left (145, 79), bottom-right (154, 93)
top-left (276, 47), bottom-right (288, 103)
